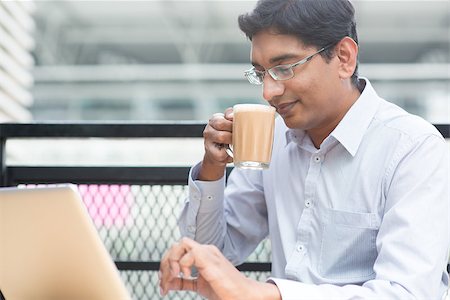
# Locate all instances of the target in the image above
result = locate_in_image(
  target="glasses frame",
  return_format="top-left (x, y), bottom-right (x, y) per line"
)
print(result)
top-left (244, 44), bottom-right (333, 85)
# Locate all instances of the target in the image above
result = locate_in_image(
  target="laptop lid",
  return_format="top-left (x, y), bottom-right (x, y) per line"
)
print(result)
top-left (0, 185), bottom-right (132, 300)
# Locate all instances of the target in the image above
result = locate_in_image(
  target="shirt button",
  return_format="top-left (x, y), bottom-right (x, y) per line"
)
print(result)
top-left (305, 200), bottom-right (311, 208)
top-left (206, 195), bottom-right (214, 201)
top-left (296, 245), bottom-right (305, 252)
top-left (314, 156), bottom-right (321, 163)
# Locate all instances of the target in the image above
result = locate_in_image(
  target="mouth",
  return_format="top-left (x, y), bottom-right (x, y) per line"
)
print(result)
top-left (273, 100), bottom-right (299, 116)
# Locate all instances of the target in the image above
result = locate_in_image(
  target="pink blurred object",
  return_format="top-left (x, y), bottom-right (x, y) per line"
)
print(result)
top-left (78, 184), bottom-right (133, 228)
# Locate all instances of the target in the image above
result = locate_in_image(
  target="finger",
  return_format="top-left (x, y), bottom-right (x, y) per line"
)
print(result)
top-left (179, 251), bottom-right (195, 278)
top-left (205, 142), bottom-right (231, 162)
top-left (159, 250), bottom-right (174, 294)
top-left (168, 237), bottom-right (200, 277)
top-left (212, 112), bottom-right (224, 118)
top-left (224, 107), bottom-right (234, 121)
top-left (203, 134), bottom-right (232, 165)
top-left (159, 239), bottom-right (199, 296)
top-left (168, 254), bottom-right (183, 277)
top-left (177, 238), bottom-right (202, 275)
top-left (179, 237), bottom-right (200, 250)
top-left (208, 112), bottom-right (232, 132)
top-left (159, 260), bottom-right (173, 296)
top-left (203, 126), bottom-right (232, 148)
top-left (165, 277), bottom-right (197, 292)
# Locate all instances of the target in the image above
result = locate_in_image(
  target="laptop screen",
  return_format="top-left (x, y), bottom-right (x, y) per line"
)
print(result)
top-left (0, 185), bottom-right (131, 300)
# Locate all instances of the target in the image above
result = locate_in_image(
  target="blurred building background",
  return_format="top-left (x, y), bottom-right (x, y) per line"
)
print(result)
top-left (1, 0), bottom-right (449, 167)
top-left (0, 1), bottom-right (35, 121)
top-left (1, 0), bottom-right (447, 124)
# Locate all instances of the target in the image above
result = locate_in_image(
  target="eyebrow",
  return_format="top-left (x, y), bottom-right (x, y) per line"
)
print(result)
top-left (251, 53), bottom-right (302, 68)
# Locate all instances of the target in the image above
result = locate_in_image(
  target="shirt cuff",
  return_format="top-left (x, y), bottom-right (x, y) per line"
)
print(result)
top-left (267, 277), bottom-right (326, 300)
top-left (188, 162), bottom-right (226, 213)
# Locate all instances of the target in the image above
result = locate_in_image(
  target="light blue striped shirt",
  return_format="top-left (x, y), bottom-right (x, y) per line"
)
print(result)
top-left (179, 78), bottom-right (449, 299)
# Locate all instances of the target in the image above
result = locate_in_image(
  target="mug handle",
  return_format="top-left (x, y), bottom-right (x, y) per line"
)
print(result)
top-left (225, 144), bottom-right (234, 158)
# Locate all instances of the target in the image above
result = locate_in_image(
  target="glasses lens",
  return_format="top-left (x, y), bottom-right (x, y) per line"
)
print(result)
top-left (270, 65), bottom-right (294, 81)
top-left (245, 69), bottom-right (263, 85)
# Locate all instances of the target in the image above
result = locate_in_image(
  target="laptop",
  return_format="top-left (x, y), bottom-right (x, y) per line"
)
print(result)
top-left (0, 185), bottom-right (132, 300)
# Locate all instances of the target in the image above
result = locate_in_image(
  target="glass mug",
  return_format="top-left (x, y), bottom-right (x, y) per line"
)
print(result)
top-left (225, 104), bottom-right (276, 170)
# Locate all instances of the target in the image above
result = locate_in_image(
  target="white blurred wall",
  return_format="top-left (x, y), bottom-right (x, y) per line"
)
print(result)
top-left (0, 1), bottom-right (35, 122)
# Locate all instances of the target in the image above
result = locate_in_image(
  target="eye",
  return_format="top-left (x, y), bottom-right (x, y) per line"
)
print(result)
top-left (273, 65), bottom-right (292, 77)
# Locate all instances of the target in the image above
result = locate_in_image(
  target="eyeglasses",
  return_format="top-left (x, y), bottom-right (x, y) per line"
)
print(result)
top-left (244, 44), bottom-right (332, 85)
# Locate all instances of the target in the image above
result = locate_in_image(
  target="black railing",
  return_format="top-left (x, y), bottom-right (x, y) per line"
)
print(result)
top-left (1, 122), bottom-right (449, 299)
top-left (2, 122), bottom-right (449, 186)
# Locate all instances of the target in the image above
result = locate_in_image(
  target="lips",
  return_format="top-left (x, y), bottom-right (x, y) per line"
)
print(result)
top-left (274, 101), bottom-right (298, 116)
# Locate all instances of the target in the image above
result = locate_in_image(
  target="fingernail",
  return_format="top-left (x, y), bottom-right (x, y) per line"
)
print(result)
top-left (160, 287), bottom-right (164, 296)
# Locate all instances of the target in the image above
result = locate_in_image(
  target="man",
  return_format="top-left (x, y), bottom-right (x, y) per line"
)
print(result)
top-left (160, 0), bottom-right (450, 299)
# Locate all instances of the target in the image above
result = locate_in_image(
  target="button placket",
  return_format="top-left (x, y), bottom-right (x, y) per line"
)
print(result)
top-left (285, 241), bottom-right (308, 279)
top-left (296, 244), bottom-right (305, 252)
top-left (287, 150), bottom-right (321, 278)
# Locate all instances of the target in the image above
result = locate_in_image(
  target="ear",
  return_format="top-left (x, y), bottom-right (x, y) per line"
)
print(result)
top-left (336, 37), bottom-right (358, 80)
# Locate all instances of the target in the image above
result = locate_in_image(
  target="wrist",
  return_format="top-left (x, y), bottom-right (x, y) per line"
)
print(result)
top-left (198, 155), bottom-right (227, 181)
top-left (246, 279), bottom-right (281, 300)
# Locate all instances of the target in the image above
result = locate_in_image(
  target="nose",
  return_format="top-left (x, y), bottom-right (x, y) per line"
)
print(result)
top-left (262, 75), bottom-right (285, 102)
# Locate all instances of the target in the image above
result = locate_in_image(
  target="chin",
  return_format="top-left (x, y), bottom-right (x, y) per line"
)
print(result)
top-left (282, 116), bottom-right (303, 129)
top-left (283, 116), bottom-right (312, 131)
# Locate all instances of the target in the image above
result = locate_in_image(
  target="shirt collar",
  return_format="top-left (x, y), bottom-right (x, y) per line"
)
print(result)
top-left (284, 78), bottom-right (381, 156)
top-left (285, 128), bottom-right (306, 145)
top-left (330, 77), bottom-right (381, 156)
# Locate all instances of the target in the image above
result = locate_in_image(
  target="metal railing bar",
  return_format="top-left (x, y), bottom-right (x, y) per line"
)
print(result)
top-left (0, 138), bottom-right (5, 186)
top-left (236, 262), bottom-right (271, 272)
top-left (0, 122), bottom-right (206, 138)
top-left (114, 261), bottom-right (271, 272)
top-left (0, 123), bottom-right (448, 138)
top-left (6, 166), bottom-right (191, 185)
top-left (115, 261), bottom-right (161, 271)
top-left (6, 166), bottom-right (234, 186)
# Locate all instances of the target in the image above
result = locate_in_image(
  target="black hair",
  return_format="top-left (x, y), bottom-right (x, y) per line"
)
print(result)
top-left (238, 0), bottom-right (359, 86)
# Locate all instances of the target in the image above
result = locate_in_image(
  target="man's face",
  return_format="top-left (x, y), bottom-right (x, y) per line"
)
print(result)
top-left (251, 30), bottom-right (345, 131)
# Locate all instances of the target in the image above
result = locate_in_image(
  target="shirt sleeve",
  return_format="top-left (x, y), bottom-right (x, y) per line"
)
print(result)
top-left (178, 162), bottom-right (269, 266)
top-left (270, 134), bottom-right (450, 299)
top-left (178, 162), bottom-right (226, 245)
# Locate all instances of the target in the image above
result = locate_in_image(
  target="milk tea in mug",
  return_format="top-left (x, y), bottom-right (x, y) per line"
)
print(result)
top-left (231, 104), bottom-right (276, 170)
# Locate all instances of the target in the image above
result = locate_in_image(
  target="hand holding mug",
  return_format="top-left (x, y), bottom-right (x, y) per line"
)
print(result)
top-left (199, 104), bottom-right (275, 181)
top-left (198, 108), bottom-right (234, 181)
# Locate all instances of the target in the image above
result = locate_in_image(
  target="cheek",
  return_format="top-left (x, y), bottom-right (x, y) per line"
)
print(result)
top-left (295, 67), bottom-right (324, 94)
top-left (296, 78), bottom-right (323, 105)
top-left (286, 65), bottom-right (336, 109)
top-left (297, 83), bottom-right (333, 116)
top-left (304, 68), bottom-right (338, 101)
